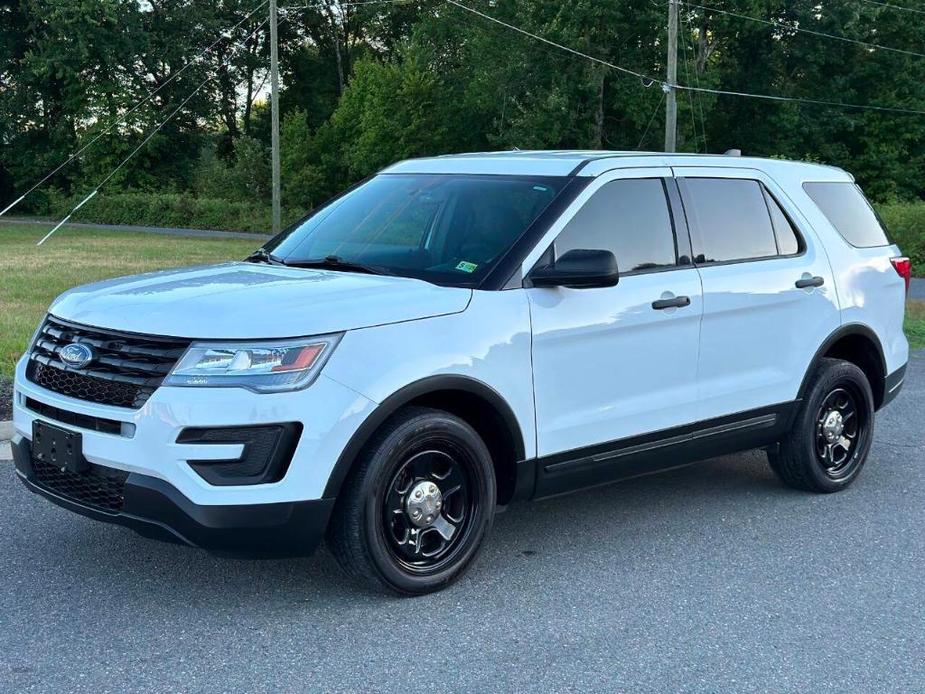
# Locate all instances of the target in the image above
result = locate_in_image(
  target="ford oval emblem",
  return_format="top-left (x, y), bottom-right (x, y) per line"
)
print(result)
top-left (59, 342), bottom-right (95, 370)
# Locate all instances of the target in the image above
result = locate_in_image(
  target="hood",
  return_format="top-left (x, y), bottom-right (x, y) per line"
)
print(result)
top-left (49, 262), bottom-right (472, 339)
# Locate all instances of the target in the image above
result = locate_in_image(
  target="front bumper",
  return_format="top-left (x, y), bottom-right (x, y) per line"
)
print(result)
top-left (12, 354), bottom-right (377, 505)
top-left (12, 434), bottom-right (334, 557)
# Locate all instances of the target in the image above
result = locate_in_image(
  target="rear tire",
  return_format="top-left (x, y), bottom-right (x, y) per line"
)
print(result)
top-left (327, 407), bottom-right (496, 595)
top-left (770, 358), bottom-right (874, 493)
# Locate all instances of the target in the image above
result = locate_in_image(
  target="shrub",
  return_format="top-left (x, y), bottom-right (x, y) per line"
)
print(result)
top-left (877, 202), bottom-right (925, 275)
top-left (193, 136), bottom-right (271, 202)
top-left (47, 190), bottom-right (305, 234)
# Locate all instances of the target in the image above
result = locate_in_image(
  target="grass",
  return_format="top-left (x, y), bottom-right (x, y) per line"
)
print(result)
top-left (1, 223), bottom-right (924, 379)
top-left (906, 299), bottom-right (925, 351)
top-left (0, 224), bottom-right (257, 377)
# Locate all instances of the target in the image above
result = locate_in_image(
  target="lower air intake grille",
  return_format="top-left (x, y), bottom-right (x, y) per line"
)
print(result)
top-left (25, 397), bottom-right (124, 436)
top-left (31, 458), bottom-right (129, 513)
top-left (178, 424), bottom-right (302, 486)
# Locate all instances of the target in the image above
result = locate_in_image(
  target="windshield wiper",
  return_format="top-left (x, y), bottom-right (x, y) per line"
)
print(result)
top-left (284, 255), bottom-right (386, 276)
top-left (244, 248), bottom-right (286, 265)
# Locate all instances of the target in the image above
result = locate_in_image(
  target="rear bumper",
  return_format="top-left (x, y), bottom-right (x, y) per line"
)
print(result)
top-left (11, 434), bottom-right (334, 557)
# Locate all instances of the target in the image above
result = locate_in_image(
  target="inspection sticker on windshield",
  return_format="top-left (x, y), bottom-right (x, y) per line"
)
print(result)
top-left (456, 261), bottom-right (478, 273)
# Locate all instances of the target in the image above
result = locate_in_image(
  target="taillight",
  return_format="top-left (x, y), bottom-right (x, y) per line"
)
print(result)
top-left (891, 256), bottom-right (912, 295)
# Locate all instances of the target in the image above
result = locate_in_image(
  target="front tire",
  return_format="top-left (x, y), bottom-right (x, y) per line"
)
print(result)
top-left (770, 358), bottom-right (875, 493)
top-left (327, 407), bottom-right (496, 595)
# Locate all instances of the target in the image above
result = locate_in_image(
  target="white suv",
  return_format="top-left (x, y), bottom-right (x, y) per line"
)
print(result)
top-left (11, 151), bottom-right (911, 594)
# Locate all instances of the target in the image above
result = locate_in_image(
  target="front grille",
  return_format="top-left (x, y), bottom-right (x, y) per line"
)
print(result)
top-left (27, 315), bottom-right (190, 409)
top-left (31, 457), bottom-right (128, 513)
top-left (30, 364), bottom-right (147, 409)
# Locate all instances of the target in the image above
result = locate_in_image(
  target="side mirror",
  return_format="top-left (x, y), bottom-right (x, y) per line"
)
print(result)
top-left (529, 249), bottom-right (620, 289)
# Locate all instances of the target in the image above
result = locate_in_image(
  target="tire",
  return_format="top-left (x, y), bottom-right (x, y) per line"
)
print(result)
top-left (770, 358), bottom-right (875, 493)
top-left (326, 406), bottom-right (496, 595)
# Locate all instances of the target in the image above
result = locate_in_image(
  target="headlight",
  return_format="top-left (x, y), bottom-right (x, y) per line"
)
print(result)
top-left (164, 334), bottom-right (342, 393)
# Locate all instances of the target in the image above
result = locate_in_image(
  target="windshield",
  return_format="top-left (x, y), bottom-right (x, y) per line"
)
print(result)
top-left (264, 174), bottom-right (566, 286)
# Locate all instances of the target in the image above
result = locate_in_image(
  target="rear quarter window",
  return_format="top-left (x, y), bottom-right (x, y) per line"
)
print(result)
top-left (803, 182), bottom-right (893, 248)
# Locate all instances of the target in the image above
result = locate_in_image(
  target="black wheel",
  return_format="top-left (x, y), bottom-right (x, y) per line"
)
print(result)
top-left (326, 407), bottom-right (496, 595)
top-left (770, 358), bottom-right (875, 493)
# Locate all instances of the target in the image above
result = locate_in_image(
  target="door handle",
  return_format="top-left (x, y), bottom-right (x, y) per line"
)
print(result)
top-left (795, 276), bottom-right (825, 289)
top-left (652, 296), bottom-right (691, 310)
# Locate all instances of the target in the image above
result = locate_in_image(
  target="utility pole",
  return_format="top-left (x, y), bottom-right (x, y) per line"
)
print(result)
top-left (664, 0), bottom-right (679, 153)
top-left (269, 0), bottom-right (282, 235)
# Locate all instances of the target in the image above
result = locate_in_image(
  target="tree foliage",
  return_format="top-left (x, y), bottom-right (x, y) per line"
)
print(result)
top-left (3, 0), bottom-right (925, 216)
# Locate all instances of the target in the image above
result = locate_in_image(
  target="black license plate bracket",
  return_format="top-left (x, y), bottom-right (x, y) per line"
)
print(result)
top-left (32, 420), bottom-right (88, 474)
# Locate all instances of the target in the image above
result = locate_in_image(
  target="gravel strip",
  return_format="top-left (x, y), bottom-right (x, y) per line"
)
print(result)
top-left (0, 378), bottom-right (11, 423)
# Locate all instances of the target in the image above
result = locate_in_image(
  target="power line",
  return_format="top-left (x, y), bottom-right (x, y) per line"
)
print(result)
top-left (447, 0), bottom-right (925, 117)
top-left (857, 0), bottom-right (925, 15)
top-left (280, 0), bottom-right (421, 10)
top-left (637, 91), bottom-right (667, 149)
top-left (1, 0), bottom-right (270, 219)
top-left (25, 0), bottom-right (925, 243)
top-left (38, 18), bottom-right (277, 246)
top-left (686, 2), bottom-right (925, 60)
top-left (682, 9), bottom-right (709, 151)
top-left (676, 83), bottom-right (925, 115)
top-left (677, 6), bottom-right (702, 152)
top-left (444, 0), bottom-right (663, 85)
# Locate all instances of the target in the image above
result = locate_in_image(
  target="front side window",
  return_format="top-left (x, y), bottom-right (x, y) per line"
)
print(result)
top-left (552, 178), bottom-right (677, 273)
top-left (803, 181), bottom-right (892, 248)
top-left (683, 178), bottom-right (779, 263)
top-left (266, 174), bottom-right (565, 286)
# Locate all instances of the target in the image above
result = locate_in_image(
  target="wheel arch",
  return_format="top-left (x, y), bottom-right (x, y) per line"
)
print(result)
top-left (323, 375), bottom-right (528, 504)
top-left (798, 324), bottom-right (887, 410)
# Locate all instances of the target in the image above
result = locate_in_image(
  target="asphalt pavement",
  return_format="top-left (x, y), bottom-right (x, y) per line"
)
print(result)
top-left (911, 277), bottom-right (925, 301)
top-left (1, 353), bottom-right (923, 693)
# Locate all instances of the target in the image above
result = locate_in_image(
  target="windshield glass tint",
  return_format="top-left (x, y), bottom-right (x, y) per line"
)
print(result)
top-left (267, 174), bottom-right (565, 285)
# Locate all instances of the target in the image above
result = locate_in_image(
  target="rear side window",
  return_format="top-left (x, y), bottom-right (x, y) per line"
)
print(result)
top-left (803, 182), bottom-right (892, 248)
top-left (764, 190), bottom-right (801, 256)
top-left (553, 178), bottom-right (677, 273)
top-left (682, 178), bottom-right (778, 263)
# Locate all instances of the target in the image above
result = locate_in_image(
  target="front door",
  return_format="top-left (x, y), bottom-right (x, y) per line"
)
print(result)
top-left (525, 168), bottom-right (703, 474)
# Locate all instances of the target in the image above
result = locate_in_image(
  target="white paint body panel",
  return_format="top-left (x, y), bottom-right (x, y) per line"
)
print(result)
top-left (11, 151), bottom-right (910, 512)
top-left (49, 262), bottom-right (472, 339)
top-left (782, 184), bottom-right (909, 376)
top-left (529, 269), bottom-right (703, 456)
top-left (324, 289), bottom-right (537, 458)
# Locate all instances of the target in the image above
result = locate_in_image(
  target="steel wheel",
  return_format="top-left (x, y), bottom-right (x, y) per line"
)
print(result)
top-left (328, 407), bottom-right (496, 594)
top-left (380, 443), bottom-right (478, 575)
top-left (813, 384), bottom-right (867, 480)
top-left (771, 358), bottom-right (875, 493)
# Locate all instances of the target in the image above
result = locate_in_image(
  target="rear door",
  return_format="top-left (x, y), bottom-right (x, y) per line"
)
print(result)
top-left (673, 167), bottom-right (840, 421)
top-left (525, 168), bottom-right (703, 462)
